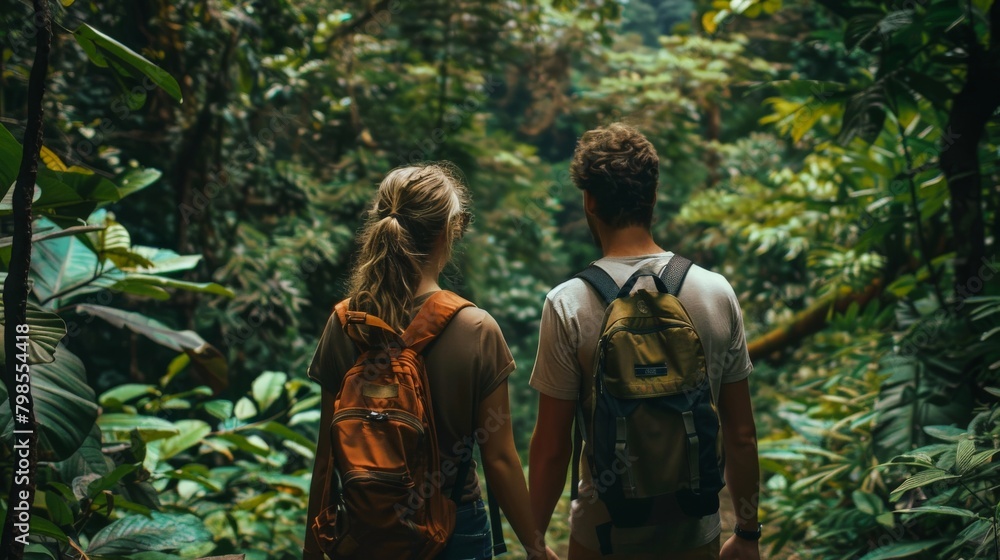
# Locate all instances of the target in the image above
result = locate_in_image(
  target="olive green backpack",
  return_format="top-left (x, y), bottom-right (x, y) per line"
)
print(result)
top-left (571, 255), bottom-right (725, 551)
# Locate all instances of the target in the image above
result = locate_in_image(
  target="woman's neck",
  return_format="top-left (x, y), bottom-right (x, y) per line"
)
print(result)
top-left (415, 276), bottom-right (441, 297)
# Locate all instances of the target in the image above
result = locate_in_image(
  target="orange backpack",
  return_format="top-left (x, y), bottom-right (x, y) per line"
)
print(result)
top-left (311, 290), bottom-right (485, 559)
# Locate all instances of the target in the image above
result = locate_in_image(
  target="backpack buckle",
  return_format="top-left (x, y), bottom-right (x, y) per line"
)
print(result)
top-left (346, 311), bottom-right (367, 324)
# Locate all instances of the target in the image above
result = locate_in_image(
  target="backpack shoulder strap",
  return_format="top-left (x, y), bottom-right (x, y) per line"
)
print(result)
top-left (334, 298), bottom-right (405, 349)
top-left (659, 254), bottom-right (693, 297)
top-left (574, 264), bottom-right (620, 306)
top-left (402, 290), bottom-right (475, 353)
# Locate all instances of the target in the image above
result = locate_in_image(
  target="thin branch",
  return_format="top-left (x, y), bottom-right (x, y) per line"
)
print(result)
top-left (0, 224), bottom-right (105, 248)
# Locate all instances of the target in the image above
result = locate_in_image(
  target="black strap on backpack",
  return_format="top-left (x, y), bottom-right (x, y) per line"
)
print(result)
top-left (570, 265), bottom-right (619, 501)
top-left (452, 446), bottom-right (507, 555)
top-left (658, 254), bottom-right (693, 296)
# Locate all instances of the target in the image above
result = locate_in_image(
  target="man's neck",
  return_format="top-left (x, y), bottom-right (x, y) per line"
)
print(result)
top-left (598, 225), bottom-right (665, 258)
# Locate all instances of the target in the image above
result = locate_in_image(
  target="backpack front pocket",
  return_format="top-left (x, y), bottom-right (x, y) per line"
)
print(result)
top-left (331, 408), bottom-right (426, 474)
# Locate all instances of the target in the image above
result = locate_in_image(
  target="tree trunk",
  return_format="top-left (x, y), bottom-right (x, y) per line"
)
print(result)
top-left (1, 0), bottom-right (50, 558)
top-left (939, 0), bottom-right (1000, 292)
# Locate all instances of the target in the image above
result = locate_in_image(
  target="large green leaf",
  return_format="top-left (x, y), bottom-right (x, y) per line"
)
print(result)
top-left (252, 371), bottom-right (287, 412)
top-left (74, 24), bottom-right (182, 103)
top-left (117, 168), bottom-right (162, 199)
top-left (25, 166), bottom-right (132, 225)
top-left (99, 384), bottom-right (159, 409)
top-left (74, 304), bottom-right (206, 351)
top-left (153, 419), bottom-right (211, 460)
top-left (108, 278), bottom-right (171, 300)
top-left (889, 468), bottom-right (960, 501)
top-left (894, 505), bottom-right (981, 519)
top-left (0, 346), bottom-right (97, 461)
top-left (30, 217), bottom-right (121, 308)
top-left (86, 511), bottom-right (210, 555)
top-left (86, 218), bottom-right (154, 269)
top-left (97, 413), bottom-right (179, 442)
top-left (73, 304), bottom-right (229, 392)
top-left (0, 299), bottom-right (67, 364)
top-left (126, 247), bottom-right (202, 274)
top-left (120, 273), bottom-right (234, 297)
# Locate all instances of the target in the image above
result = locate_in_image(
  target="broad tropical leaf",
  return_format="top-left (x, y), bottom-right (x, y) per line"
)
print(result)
top-left (86, 511), bottom-right (210, 555)
top-left (0, 345), bottom-right (97, 461)
top-left (74, 24), bottom-right (182, 102)
top-left (73, 304), bottom-right (228, 392)
top-left (0, 298), bottom-right (67, 364)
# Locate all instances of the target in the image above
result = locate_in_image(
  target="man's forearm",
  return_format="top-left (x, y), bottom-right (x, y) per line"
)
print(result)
top-left (529, 439), bottom-right (571, 536)
top-left (725, 440), bottom-right (760, 529)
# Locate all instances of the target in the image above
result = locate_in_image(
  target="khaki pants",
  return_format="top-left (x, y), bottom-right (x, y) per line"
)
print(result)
top-left (568, 533), bottom-right (721, 560)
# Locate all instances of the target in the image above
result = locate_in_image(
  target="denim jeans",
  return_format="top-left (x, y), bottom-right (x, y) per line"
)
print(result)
top-left (436, 499), bottom-right (493, 560)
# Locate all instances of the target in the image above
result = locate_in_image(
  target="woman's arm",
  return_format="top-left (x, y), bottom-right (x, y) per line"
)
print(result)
top-left (477, 380), bottom-right (555, 559)
top-left (303, 388), bottom-right (337, 560)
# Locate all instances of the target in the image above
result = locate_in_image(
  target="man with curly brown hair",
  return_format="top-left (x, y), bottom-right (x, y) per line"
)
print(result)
top-left (527, 123), bottom-right (761, 560)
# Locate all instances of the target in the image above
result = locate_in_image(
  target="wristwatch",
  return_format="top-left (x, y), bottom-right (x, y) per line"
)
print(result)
top-left (734, 523), bottom-right (763, 541)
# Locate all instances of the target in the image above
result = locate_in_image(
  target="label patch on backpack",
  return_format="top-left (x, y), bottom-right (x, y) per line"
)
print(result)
top-left (634, 365), bottom-right (669, 377)
top-left (362, 383), bottom-right (399, 399)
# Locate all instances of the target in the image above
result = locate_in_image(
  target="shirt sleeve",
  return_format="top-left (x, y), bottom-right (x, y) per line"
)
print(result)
top-left (721, 286), bottom-right (753, 384)
top-left (307, 313), bottom-right (356, 395)
top-left (528, 295), bottom-right (581, 400)
top-left (476, 310), bottom-right (516, 399)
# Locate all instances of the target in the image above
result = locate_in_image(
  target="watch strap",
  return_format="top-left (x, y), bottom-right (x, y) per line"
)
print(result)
top-left (734, 523), bottom-right (762, 541)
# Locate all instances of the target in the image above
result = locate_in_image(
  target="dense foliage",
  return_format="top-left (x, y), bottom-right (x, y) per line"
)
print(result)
top-left (0, 0), bottom-right (998, 558)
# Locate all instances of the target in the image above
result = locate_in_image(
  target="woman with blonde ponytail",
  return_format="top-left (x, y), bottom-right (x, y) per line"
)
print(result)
top-left (304, 163), bottom-right (557, 560)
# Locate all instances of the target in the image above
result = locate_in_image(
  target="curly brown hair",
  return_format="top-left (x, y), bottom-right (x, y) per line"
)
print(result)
top-left (570, 123), bottom-right (659, 228)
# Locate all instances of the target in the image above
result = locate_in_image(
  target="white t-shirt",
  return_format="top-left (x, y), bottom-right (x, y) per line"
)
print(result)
top-left (529, 251), bottom-right (753, 553)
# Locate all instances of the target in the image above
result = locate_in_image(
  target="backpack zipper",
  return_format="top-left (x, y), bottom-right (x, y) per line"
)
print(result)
top-left (341, 469), bottom-right (413, 486)
top-left (332, 408), bottom-right (425, 434)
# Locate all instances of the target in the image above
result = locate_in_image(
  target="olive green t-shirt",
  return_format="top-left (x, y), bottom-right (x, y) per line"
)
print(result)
top-left (307, 291), bottom-right (516, 503)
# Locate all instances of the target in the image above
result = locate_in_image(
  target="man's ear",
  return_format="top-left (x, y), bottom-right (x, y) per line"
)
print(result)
top-left (583, 190), bottom-right (598, 216)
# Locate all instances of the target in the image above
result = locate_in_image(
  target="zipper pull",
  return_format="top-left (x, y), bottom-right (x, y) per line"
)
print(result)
top-left (367, 410), bottom-right (388, 422)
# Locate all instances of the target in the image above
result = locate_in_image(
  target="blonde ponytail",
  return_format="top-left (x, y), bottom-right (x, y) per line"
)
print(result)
top-left (347, 163), bottom-right (470, 335)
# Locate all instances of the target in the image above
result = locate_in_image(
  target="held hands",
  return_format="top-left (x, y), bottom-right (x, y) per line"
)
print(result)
top-left (525, 529), bottom-right (561, 560)
top-left (525, 544), bottom-right (559, 560)
top-left (720, 534), bottom-right (761, 560)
